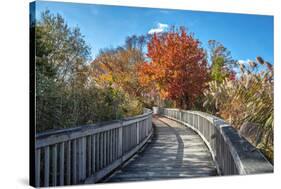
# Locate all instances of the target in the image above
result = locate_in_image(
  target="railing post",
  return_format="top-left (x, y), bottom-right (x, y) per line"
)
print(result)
top-left (87, 136), bottom-right (92, 177)
top-left (145, 118), bottom-right (149, 136)
top-left (118, 123), bottom-right (123, 158)
top-left (136, 121), bottom-right (140, 144)
top-left (193, 113), bottom-right (195, 127)
top-left (197, 115), bottom-right (199, 131)
top-left (52, 144), bottom-right (57, 186)
top-left (66, 141), bottom-right (71, 185)
top-left (91, 135), bottom-right (96, 173)
top-left (35, 149), bottom-right (41, 187)
top-left (179, 110), bottom-right (181, 121)
top-left (59, 142), bottom-right (65, 186)
top-left (72, 140), bottom-right (77, 185)
top-left (44, 146), bottom-right (50, 187)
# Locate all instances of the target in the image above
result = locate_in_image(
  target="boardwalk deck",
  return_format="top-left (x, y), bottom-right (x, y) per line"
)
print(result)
top-left (104, 116), bottom-right (217, 183)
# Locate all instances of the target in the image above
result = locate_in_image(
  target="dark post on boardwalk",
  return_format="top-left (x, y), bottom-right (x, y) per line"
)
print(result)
top-left (29, 1), bottom-right (274, 187)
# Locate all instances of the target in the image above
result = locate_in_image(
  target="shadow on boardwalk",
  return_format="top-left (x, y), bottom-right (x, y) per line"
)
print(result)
top-left (104, 116), bottom-right (217, 183)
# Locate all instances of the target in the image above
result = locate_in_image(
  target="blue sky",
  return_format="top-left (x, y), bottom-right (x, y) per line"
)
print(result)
top-left (35, 1), bottom-right (274, 65)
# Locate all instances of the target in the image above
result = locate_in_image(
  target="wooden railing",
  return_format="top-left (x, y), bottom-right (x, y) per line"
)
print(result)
top-left (35, 109), bottom-right (153, 187)
top-left (159, 108), bottom-right (273, 175)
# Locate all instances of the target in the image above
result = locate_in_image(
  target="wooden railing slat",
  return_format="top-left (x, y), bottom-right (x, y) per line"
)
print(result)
top-left (103, 132), bottom-right (107, 167)
top-left (92, 135), bottom-right (96, 173)
top-left (109, 130), bottom-right (113, 163)
top-left (66, 141), bottom-right (71, 185)
top-left (59, 142), bottom-right (64, 186)
top-left (100, 133), bottom-right (104, 169)
top-left (52, 144), bottom-right (57, 186)
top-left (71, 140), bottom-right (77, 184)
top-left (35, 149), bottom-right (40, 187)
top-left (82, 137), bottom-right (86, 180)
top-left (87, 136), bottom-right (92, 177)
top-left (96, 133), bottom-right (100, 171)
top-left (44, 146), bottom-right (50, 187)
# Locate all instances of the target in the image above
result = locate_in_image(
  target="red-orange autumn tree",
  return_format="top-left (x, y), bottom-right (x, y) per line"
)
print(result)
top-left (138, 27), bottom-right (209, 108)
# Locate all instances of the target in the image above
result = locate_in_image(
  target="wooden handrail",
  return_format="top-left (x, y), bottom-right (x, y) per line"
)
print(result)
top-left (158, 108), bottom-right (273, 175)
top-left (34, 109), bottom-right (153, 187)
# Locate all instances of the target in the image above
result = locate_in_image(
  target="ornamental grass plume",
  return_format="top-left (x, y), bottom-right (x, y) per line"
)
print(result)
top-left (203, 56), bottom-right (273, 162)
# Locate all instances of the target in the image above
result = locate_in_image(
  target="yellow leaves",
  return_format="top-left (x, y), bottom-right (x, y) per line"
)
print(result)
top-left (99, 73), bottom-right (113, 83)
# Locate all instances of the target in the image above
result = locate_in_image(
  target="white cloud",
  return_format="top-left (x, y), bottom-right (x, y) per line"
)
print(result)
top-left (237, 59), bottom-right (251, 65)
top-left (148, 22), bottom-right (169, 34)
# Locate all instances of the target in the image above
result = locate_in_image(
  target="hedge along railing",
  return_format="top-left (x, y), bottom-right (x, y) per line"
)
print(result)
top-left (35, 109), bottom-right (153, 187)
top-left (159, 108), bottom-right (273, 175)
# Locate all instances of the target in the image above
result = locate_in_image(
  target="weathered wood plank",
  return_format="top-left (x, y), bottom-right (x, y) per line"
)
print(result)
top-left (78, 137), bottom-right (86, 182)
top-left (96, 133), bottom-right (100, 171)
top-left (82, 137), bottom-right (86, 180)
top-left (52, 144), bottom-right (57, 186)
top-left (66, 141), bottom-right (71, 185)
top-left (100, 133), bottom-right (104, 168)
top-left (44, 146), bottom-right (50, 187)
top-left (35, 149), bottom-right (41, 187)
top-left (104, 131), bottom-right (107, 167)
top-left (92, 135), bottom-right (96, 173)
top-left (109, 130), bottom-right (114, 163)
top-left (118, 127), bottom-right (123, 158)
top-left (59, 142), bottom-right (64, 186)
top-left (87, 136), bottom-right (92, 177)
top-left (72, 140), bottom-right (77, 184)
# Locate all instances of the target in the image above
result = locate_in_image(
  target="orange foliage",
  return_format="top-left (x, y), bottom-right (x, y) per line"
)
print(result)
top-left (138, 27), bottom-right (209, 108)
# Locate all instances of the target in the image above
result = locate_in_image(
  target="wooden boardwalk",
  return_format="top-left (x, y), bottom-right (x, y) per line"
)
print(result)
top-left (105, 116), bottom-right (217, 183)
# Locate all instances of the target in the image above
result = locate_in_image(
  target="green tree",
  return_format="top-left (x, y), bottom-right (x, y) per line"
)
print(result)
top-left (208, 40), bottom-right (237, 82)
top-left (210, 56), bottom-right (227, 82)
top-left (35, 10), bottom-right (91, 131)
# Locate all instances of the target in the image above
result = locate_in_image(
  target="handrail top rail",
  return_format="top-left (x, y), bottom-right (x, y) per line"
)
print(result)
top-left (163, 108), bottom-right (230, 129)
top-left (36, 110), bottom-right (152, 149)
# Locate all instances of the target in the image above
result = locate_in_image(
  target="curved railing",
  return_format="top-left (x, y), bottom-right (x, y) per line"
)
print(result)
top-left (35, 109), bottom-right (153, 187)
top-left (158, 108), bottom-right (273, 175)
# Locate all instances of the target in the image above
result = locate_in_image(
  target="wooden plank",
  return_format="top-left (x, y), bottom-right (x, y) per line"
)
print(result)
top-left (92, 135), bottom-right (96, 173)
top-left (44, 146), bottom-right (50, 187)
top-left (52, 144), bottom-right (57, 186)
top-left (59, 142), bottom-right (64, 186)
top-left (66, 141), bottom-right (71, 185)
top-left (110, 130), bottom-right (113, 163)
top-left (96, 134), bottom-right (100, 171)
top-left (100, 133), bottom-right (104, 168)
top-left (72, 140), bottom-right (77, 184)
top-left (87, 136), bottom-right (92, 177)
top-left (108, 131), bottom-right (111, 164)
top-left (103, 132), bottom-right (107, 167)
top-left (78, 138), bottom-right (83, 182)
top-left (113, 129), bottom-right (117, 160)
top-left (118, 127), bottom-right (123, 157)
top-left (35, 149), bottom-right (41, 187)
top-left (83, 137), bottom-right (86, 180)
top-left (123, 127), bottom-right (126, 153)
